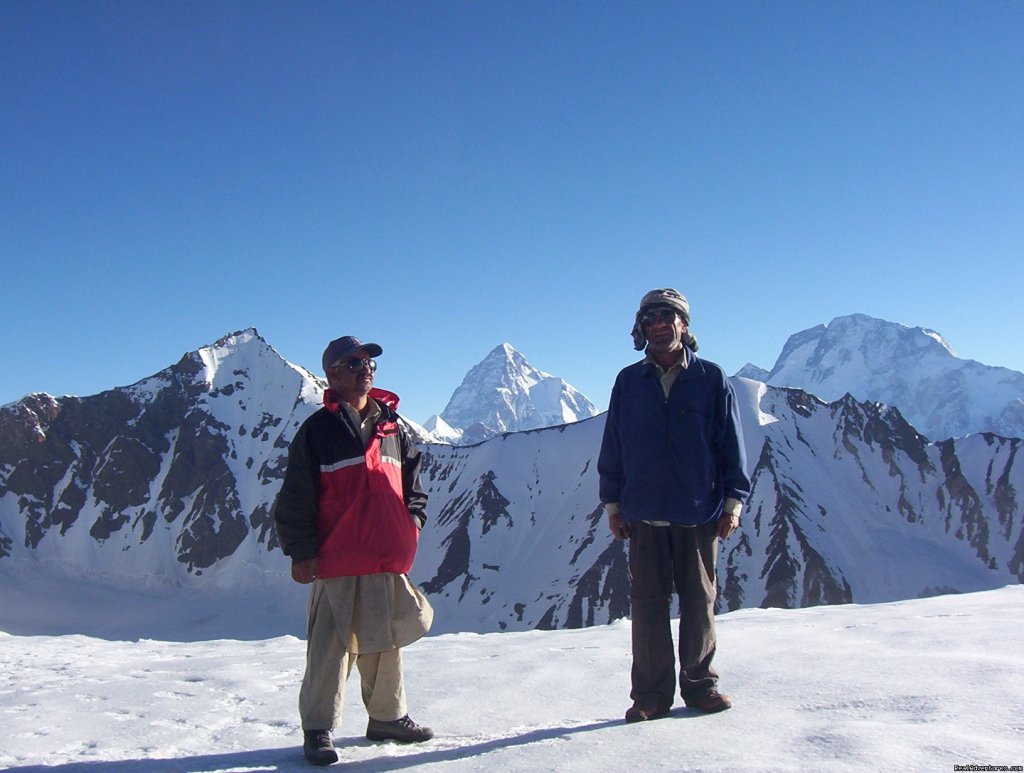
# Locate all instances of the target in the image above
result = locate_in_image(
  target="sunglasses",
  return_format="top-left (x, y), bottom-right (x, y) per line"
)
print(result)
top-left (641, 308), bottom-right (678, 327)
top-left (331, 357), bottom-right (377, 373)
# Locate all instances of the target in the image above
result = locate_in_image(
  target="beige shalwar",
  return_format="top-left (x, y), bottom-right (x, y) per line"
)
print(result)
top-left (299, 573), bottom-right (433, 730)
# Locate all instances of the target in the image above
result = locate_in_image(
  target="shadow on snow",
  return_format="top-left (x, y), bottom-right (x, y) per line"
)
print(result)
top-left (5, 713), bottom-right (707, 772)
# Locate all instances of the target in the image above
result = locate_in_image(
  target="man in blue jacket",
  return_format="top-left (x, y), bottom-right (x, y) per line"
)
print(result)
top-left (598, 288), bottom-right (750, 722)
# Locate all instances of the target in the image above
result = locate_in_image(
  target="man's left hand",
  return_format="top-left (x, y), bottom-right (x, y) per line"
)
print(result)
top-left (716, 513), bottom-right (740, 540)
top-left (291, 557), bottom-right (319, 584)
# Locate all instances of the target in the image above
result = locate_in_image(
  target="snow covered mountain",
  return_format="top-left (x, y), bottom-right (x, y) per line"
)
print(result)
top-left (0, 327), bottom-right (1021, 640)
top-left (415, 380), bottom-right (1022, 632)
top-left (0, 329), bottom-right (321, 583)
top-left (749, 313), bottom-right (1024, 441)
top-left (427, 343), bottom-right (599, 443)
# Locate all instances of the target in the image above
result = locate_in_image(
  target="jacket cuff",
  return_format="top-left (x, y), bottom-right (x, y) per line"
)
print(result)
top-left (723, 498), bottom-right (743, 518)
top-left (289, 544), bottom-right (319, 565)
top-left (604, 502), bottom-right (622, 517)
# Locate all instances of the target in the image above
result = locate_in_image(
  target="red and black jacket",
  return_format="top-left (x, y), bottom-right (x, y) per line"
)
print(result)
top-left (273, 387), bottom-right (428, 577)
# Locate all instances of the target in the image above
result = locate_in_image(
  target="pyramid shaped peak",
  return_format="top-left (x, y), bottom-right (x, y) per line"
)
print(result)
top-left (439, 344), bottom-right (597, 437)
top-left (474, 344), bottom-right (541, 379)
top-left (183, 328), bottom-right (307, 394)
top-left (196, 329), bottom-right (291, 366)
top-left (486, 342), bottom-right (523, 359)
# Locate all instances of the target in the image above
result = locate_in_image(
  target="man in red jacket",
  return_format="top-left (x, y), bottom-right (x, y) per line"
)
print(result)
top-left (274, 335), bottom-right (434, 767)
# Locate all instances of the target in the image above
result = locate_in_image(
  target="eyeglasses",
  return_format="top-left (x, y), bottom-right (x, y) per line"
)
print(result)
top-left (641, 308), bottom-right (678, 327)
top-left (331, 357), bottom-right (377, 373)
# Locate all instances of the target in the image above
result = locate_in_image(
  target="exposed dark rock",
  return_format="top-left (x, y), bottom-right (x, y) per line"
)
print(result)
top-left (175, 472), bottom-right (248, 572)
top-left (535, 604), bottom-right (559, 631)
top-left (422, 522), bottom-right (471, 595)
top-left (937, 440), bottom-right (991, 566)
top-left (477, 471), bottom-right (512, 535)
top-left (564, 539), bottom-right (629, 628)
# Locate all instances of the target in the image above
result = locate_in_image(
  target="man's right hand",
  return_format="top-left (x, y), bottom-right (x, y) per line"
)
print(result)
top-left (608, 512), bottom-right (631, 540)
top-left (291, 558), bottom-right (319, 584)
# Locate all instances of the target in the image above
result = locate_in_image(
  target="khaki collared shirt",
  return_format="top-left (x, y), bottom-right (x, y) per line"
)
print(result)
top-left (645, 347), bottom-right (690, 398)
top-left (341, 398), bottom-right (382, 450)
top-left (605, 347), bottom-right (743, 524)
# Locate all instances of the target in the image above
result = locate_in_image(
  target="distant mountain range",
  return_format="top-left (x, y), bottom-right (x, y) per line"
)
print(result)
top-left (1, 319), bottom-right (1021, 638)
top-left (737, 313), bottom-right (1024, 441)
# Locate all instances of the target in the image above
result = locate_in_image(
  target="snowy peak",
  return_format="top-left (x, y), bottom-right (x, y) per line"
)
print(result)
top-left (123, 328), bottom-right (319, 401)
top-left (763, 314), bottom-right (1024, 441)
top-left (0, 328), bottom-right (325, 577)
top-left (195, 328), bottom-right (267, 386)
top-left (190, 328), bottom-right (320, 394)
top-left (420, 413), bottom-right (465, 444)
top-left (735, 363), bottom-right (770, 381)
top-left (438, 343), bottom-right (598, 439)
top-left (769, 314), bottom-right (957, 382)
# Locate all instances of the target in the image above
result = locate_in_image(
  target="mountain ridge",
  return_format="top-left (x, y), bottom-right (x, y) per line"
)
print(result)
top-left (1, 322), bottom-right (1020, 638)
top-left (744, 313), bottom-right (1024, 441)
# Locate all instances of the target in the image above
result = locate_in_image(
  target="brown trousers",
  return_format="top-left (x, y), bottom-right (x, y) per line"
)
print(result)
top-left (628, 520), bottom-right (719, 709)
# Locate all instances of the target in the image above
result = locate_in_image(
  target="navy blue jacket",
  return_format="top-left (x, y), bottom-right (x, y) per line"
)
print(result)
top-left (598, 351), bottom-right (750, 525)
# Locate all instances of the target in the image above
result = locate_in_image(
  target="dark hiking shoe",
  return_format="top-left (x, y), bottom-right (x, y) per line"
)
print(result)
top-left (366, 714), bottom-right (434, 743)
top-left (684, 688), bottom-right (733, 713)
top-left (303, 729), bottom-right (339, 766)
top-left (624, 704), bottom-right (671, 723)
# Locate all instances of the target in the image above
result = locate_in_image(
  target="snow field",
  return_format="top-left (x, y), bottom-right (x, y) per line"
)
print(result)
top-left (2, 586), bottom-right (1022, 772)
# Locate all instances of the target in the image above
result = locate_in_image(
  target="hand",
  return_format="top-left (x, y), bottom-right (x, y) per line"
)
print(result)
top-left (291, 558), bottom-right (319, 584)
top-left (608, 512), bottom-right (631, 540)
top-left (716, 513), bottom-right (740, 540)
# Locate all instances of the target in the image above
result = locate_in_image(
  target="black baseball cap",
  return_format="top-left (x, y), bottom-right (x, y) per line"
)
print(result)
top-left (322, 336), bottom-right (383, 371)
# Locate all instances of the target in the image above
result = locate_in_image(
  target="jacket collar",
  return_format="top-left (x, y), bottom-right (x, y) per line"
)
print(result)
top-left (323, 387), bottom-right (401, 424)
top-left (641, 346), bottom-right (701, 376)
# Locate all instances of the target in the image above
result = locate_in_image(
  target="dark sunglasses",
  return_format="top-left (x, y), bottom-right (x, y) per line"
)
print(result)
top-left (641, 308), bottom-right (678, 327)
top-left (331, 357), bottom-right (377, 373)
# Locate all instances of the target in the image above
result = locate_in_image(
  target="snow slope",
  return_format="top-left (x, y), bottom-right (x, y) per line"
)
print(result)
top-left (1, 586), bottom-right (1021, 772)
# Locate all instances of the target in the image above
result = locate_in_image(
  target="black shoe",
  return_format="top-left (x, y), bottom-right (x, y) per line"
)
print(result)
top-left (683, 688), bottom-right (732, 713)
top-left (366, 714), bottom-right (434, 743)
top-left (624, 704), bottom-right (671, 723)
top-left (303, 729), bottom-right (339, 766)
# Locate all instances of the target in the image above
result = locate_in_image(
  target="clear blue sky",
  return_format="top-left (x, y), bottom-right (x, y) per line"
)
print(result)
top-left (3, 1), bottom-right (1022, 423)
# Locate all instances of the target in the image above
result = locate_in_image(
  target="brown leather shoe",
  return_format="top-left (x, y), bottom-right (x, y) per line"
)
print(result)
top-left (683, 688), bottom-right (732, 713)
top-left (366, 715), bottom-right (434, 743)
top-left (624, 704), bottom-right (671, 723)
top-left (303, 729), bottom-right (339, 766)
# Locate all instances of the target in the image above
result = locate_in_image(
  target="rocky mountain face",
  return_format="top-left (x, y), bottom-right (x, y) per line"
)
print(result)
top-left (414, 417), bottom-right (627, 632)
top-left (722, 379), bottom-right (1021, 610)
top-left (1, 328), bottom-right (1021, 638)
top-left (750, 314), bottom-right (1024, 441)
top-left (426, 343), bottom-right (599, 444)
